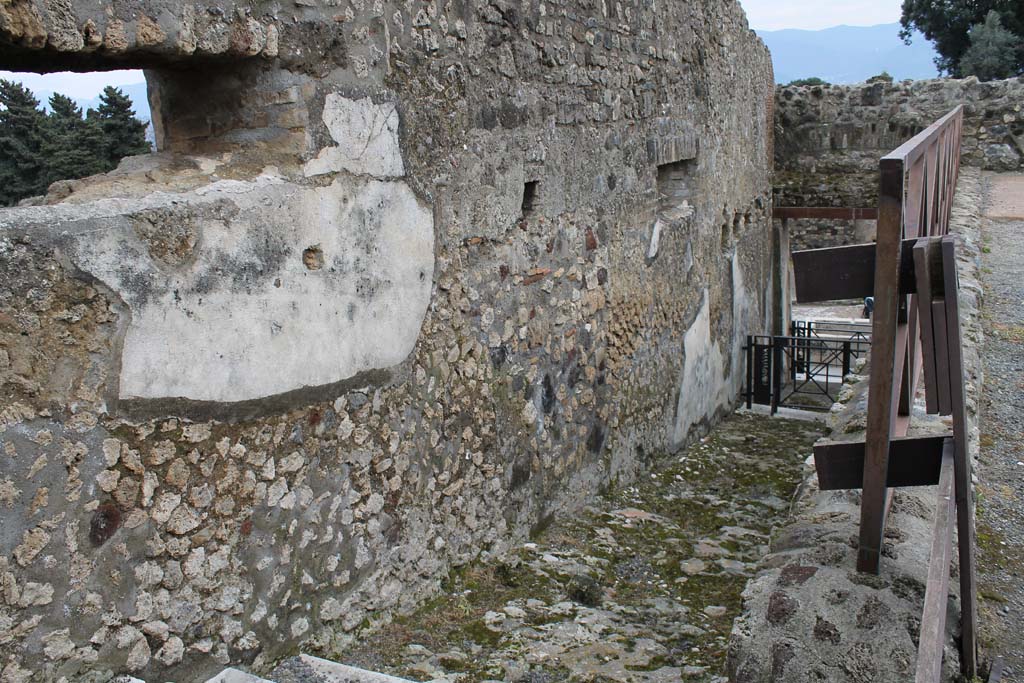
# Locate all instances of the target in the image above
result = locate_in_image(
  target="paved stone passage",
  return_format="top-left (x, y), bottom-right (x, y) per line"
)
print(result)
top-left (977, 173), bottom-right (1024, 681)
top-left (332, 413), bottom-right (823, 682)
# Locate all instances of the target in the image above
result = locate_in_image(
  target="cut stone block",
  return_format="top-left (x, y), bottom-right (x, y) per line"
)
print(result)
top-left (271, 655), bottom-right (416, 682)
top-left (204, 668), bottom-right (276, 683)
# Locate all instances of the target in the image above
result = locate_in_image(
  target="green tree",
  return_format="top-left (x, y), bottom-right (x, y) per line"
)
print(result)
top-left (95, 85), bottom-right (150, 167)
top-left (960, 11), bottom-right (1023, 81)
top-left (786, 77), bottom-right (830, 87)
top-left (900, 0), bottom-right (1024, 76)
top-left (0, 82), bottom-right (152, 205)
top-left (41, 93), bottom-right (108, 186)
top-left (0, 79), bottom-right (48, 206)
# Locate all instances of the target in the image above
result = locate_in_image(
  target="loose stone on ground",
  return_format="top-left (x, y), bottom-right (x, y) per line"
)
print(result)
top-left (335, 412), bottom-right (823, 682)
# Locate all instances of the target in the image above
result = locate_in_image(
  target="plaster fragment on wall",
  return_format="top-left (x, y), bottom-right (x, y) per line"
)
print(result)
top-left (48, 171), bottom-right (434, 404)
top-left (647, 220), bottom-right (663, 259)
top-left (304, 95), bottom-right (405, 178)
top-left (672, 291), bottom-right (729, 446)
top-left (672, 252), bottom-right (759, 446)
top-left (729, 252), bottom-right (759, 397)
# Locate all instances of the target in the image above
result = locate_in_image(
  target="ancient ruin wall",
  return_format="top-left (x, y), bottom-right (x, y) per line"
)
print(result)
top-left (774, 76), bottom-right (1024, 250)
top-left (0, 1), bottom-right (774, 680)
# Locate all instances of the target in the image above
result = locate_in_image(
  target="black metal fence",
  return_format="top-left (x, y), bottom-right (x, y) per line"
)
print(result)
top-left (744, 332), bottom-right (871, 413)
top-left (791, 319), bottom-right (871, 345)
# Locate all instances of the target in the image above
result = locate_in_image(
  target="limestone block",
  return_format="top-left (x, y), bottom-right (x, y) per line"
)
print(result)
top-left (205, 669), bottom-right (274, 683)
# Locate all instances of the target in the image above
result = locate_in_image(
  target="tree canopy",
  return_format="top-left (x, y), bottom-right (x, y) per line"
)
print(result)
top-left (900, 0), bottom-right (1024, 77)
top-left (959, 11), bottom-right (1024, 81)
top-left (0, 81), bottom-right (151, 206)
top-left (786, 77), bottom-right (830, 87)
top-left (0, 81), bottom-right (47, 206)
top-left (96, 86), bottom-right (151, 166)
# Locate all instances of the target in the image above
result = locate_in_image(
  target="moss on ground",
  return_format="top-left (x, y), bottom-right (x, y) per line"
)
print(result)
top-left (336, 412), bottom-right (823, 682)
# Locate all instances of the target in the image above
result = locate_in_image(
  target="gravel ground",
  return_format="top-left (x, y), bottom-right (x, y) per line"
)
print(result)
top-left (976, 173), bottom-right (1024, 681)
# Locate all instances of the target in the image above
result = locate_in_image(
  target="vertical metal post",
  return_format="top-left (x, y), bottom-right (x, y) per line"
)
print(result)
top-left (746, 336), bottom-right (753, 410)
top-left (771, 336), bottom-right (783, 416)
top-left (843, 340), bottom-right (852, 378)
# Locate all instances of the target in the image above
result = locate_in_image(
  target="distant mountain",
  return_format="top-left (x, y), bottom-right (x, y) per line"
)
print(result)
top-left (758, 23), bottom-right (941, 84)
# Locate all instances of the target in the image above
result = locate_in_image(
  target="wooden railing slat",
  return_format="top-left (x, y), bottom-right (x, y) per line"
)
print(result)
top-left (942, 235), bottom-right (979, 676)
top-left (814, 435), bottom-right (949, 490)
top-left (913, 239), bottom-right (940, 414)
top-left (914, 439), bottom-right (956, 683)
top-left (857, 154), bottom-right (907, 574)
top-left (791, 239), bottom-right (918, 303)
top-left (931, 300), bottom-right (952, 415)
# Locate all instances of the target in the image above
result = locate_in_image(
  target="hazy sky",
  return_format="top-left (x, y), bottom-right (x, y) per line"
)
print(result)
top-left (0, 69), bottom-right (144, 101)
top-left (739, 0), bottom-right (902, 31)
top-left (1, 2), bottom-right (905, 98)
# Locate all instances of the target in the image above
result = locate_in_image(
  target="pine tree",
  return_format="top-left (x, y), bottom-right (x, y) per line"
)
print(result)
top-left (41, 93), bottom-right (108, 186)
top-left (960, 11), bottom-right (1023, 81)
top-left (0, 79), bottom-right (48, 206)
top-left (95, 86), bottom-right (151, 168)
top-left (0, 82), bottom-right (151, 205)
top-left (901, 0), bottom-right (1024, 76)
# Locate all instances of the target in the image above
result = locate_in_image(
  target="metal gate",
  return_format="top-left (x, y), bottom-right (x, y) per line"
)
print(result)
top-left (744, 332), bottom-right (870, 413)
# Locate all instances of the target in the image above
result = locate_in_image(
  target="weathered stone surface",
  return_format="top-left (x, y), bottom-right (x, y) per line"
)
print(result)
top-left (775, 75), bottom-right (1024, 249)
top-left (0, 172), bottom-right (434, 404)
top-left (0, 0), bottom-right (776, 680)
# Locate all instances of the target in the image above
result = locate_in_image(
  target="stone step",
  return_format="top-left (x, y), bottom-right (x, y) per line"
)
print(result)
top-left (204, 668), bottom-right (275, 683)
top-left (269, 655), bottom-right (415, 683)
top-left (199, 655), bottom-right (415, 683)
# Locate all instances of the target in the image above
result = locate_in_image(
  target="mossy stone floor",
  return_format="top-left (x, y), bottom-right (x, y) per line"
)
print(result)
top-left (335, 412), bottom-right (823, 682)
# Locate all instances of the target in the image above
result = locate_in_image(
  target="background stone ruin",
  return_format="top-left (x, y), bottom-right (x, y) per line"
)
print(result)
top-left (0, 0), bottom-right (775, 680)
top-left (774, 76), bottom-right (1024, 250)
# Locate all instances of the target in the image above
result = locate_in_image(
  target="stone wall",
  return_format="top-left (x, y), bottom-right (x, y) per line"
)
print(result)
top-left (0, 1), bottom-right (775, 681)
top-left (787, 218), bottom-right (875, 252)
top-left (774, 76), bottom-right (1024, 251)
top-left (728, 167), bottom-right (986, 683)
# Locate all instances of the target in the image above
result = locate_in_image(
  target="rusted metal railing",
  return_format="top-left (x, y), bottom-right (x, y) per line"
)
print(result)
top-left (780, 106), bottom-right (985, 681)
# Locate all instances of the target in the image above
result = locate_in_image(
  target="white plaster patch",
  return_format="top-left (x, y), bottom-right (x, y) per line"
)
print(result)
top-left (57, 172), bottom-right (433, 404)
top-left (729, 252), bottom-right (759, 397)
top-left (304, 94), bottom-right (405, 178)
top-left (672, 254), bottom-right (761, 446)
top-left (647, 220), bottom-right (663, 259)
top-left (671, 291), bottom-right (730, 446)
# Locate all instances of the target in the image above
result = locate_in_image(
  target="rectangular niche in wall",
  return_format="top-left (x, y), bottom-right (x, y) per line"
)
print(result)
top-left (657, 159), bottom-right (696, 218)
top-left (521, 180), bottom-right (540, 217)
